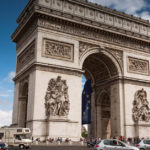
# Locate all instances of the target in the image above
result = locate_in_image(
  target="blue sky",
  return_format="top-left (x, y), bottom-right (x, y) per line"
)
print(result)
top-left (0, 0), bottom-right (28, 126)
top-left (0, 0), bottom-right (150, 127)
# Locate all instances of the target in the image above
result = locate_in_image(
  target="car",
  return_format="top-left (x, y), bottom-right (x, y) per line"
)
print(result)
top-left (87, 140), bottom-right (101, 148)
top-left (0, 142), bottom-right (8, 150)
top-left (136, 139), bottom-right (150, 150)
top-left (93, 139), bottom-right (139, 150)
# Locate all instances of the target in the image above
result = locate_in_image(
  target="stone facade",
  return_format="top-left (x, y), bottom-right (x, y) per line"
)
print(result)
top-left (12, 0), bottom-right (150, 140)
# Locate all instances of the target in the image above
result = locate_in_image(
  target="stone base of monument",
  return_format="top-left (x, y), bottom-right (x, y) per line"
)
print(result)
top-left (47, 120), bottom-right (81, 141)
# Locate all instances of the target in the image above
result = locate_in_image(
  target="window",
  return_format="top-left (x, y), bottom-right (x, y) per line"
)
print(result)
top-left (0, 133), bottom-right (4, 139)
top-left (104, 140), bottom-right (114, 146)
top-left (25, 129), bottom-right (29, 132)
top-left (144, 140), bottom-right (150, 145)
top-left (15, 135), bottom-right (21, 140)
top-left (17, 129), bottom-right (22, 132)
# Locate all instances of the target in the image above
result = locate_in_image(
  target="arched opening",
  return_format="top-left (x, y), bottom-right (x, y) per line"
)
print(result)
top-left (99, 91), bottom-right (111, 139)
top-left (18, 81), bottom-right (29, 128)
top-left (82, 51), bottom-right (120, 139)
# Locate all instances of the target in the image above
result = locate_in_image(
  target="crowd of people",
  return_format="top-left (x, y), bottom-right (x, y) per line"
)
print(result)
top-left (34, 135), bottom-right (150, 146)
top-left (46, 137), bottom-right (71, 144)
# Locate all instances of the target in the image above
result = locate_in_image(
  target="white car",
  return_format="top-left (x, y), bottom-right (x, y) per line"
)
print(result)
top-left (93, 139), bottom-right (139, 150)
top-left (136, 139), bottom-right (150, 150)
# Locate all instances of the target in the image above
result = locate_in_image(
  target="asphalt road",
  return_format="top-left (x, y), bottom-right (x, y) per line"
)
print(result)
top-left (8, 146), bottom-right (93, 150)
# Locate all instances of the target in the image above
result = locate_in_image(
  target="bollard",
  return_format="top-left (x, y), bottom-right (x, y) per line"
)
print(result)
top-left (57, 141), bottom-right (61, 145)
top-left (81, 141), bottom-right (84, 145)
top-left (46, 140), bottom-right (49, 145)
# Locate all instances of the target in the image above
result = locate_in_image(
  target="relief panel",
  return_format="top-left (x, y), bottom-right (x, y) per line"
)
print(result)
top-left (133, 88), bottom-right (150, 122)
top-left (38, 0), bottom-right (52, 8)
top-left (114, 17), bottom-right (123, 28)
top-left (74, 5), bottom-right (85, 17)
top-left (105, 14), bottom-right (113, 25)
top-left (16, 40), bottom-right (35, 72)
top-left (140, 25), bottom-right (148, 35)
top-left (42, 39), bottom-right (74, 62)
top-left (51, 0), bottom-right (63, 11)
top-left (85, 8), bottom-right (95, 20)
top-left (122, 20), bottom-right (132, 30)
top-left (95, 11), bottom-right (105, 22)
top-left (127, 57), bottom-right (149, 75)
top-left (45, 76), bottom-right (70, 117)
top-left (63, 1), bottom-right (74, 14)
top-left (132, 23), bottom-right (140, 33)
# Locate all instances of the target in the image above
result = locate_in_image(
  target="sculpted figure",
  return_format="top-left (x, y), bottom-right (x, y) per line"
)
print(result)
top-left (45, 76), bottom-right (70, 117)
top-left (132, 88), bottom-right (150, 122)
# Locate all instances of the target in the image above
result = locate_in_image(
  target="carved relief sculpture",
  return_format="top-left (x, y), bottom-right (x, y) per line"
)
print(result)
top-left (43, 39), bottom-right (74, 62)
top-left (17, 40), bottom-right (35, 72)
top-left (128, 57), bottom-right (149, 75)
top-left (45, 76), bottom-right (70, 117)
top-left (132, 88), bottom-right (150, 122)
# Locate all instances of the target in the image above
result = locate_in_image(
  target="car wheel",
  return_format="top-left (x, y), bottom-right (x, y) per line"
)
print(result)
top-left (19, 144), bottom-right (25, 149)
top-left (140, 148), bottom-right (145, 150)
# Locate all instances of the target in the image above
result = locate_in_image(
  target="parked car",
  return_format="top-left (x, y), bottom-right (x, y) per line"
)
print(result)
top-left (0, 128), bottom-right (32, 149)
top-left (136, 139), bottom-right (150, 150)
top-left (93, 139), bottom-right (139, 150)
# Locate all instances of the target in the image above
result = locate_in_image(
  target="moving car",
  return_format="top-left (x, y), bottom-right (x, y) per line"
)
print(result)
top-left (93, 139), bottom-right (139, 150)
top-left (136, 139), bottom-right (150, 150)
top-left (87, 140), bottom-right (101, 148)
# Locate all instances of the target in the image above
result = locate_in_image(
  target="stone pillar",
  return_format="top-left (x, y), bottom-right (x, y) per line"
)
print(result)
top-left (31, 69), bottom-right (82, 141)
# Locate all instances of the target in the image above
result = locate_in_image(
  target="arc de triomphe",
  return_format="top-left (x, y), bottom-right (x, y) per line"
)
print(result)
top-left (12, 0), bottom-right (150, 140)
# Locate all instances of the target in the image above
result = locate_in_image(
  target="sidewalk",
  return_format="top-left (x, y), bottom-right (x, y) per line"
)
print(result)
top-left (32, 141), bottom-right (86, 147)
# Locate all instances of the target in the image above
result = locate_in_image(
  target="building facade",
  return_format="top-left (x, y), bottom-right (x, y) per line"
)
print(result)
top-left (12, 0), bottom-right (150, 140)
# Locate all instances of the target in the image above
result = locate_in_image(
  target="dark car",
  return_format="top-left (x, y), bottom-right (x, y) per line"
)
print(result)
top-left (0, 143), bottom-right (8, 150)
top-left (87, 140), bottom-right (101, 148)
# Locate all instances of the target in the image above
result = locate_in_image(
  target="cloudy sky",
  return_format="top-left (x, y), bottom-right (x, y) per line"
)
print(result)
top-left (0, 0), bottom-right (150, 127)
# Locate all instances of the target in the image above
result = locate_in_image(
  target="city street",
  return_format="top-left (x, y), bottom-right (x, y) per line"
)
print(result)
top-left (8, 145), bottom-right (93, 150)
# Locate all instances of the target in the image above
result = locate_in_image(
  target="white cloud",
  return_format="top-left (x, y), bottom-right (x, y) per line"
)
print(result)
top-left (0, 110), bottom-right (12, 127)
top-left (0, 94), bottom-right (9, 97)
top-left (138, 11), bottom-right (150, 20)
top-left (0, 100), bottom-right (13, 107)
top-left (89, 0), bottom-right (147, 14)
top-left (4, 71), bottom-right (15, 83)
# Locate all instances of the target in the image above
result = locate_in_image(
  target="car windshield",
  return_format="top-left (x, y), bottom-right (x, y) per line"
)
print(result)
top-left (15, 134), bottom-right (28, 140)
top-left (144, 140), bottom-right (150, 144)
top-left (104, 140), bottom-right (126, 147)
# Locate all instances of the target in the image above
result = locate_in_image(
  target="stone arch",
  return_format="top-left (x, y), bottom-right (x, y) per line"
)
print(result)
top-left (96, 90), bottom-right (111, 139)
top-left (80, 47), bottom-right (122, 76)
top-left (81, 45), bottom-right (123, 138)
top-left (18, 79), bottom-right (29, 128)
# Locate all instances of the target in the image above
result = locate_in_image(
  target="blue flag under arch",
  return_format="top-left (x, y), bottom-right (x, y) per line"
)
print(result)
top-left (82, 80), bottom-right (92, 124)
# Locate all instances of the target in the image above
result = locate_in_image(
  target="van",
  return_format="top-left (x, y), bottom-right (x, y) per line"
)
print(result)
top-left (0, 128), bottom-right (32, 149)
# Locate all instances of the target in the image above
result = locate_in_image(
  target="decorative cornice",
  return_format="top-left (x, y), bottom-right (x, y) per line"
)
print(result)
top-left (14, 62), bottom-right (84, 81)
top-left (38, 17), bottom-right (150, 54)
top-left (12, 0), bottom-right (150, 43)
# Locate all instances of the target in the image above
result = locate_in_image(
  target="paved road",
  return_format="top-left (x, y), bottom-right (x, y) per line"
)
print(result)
top-left (8, 145), bottom-right (93, 150)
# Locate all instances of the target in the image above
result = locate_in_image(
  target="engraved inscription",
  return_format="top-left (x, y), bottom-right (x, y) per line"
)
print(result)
top-left (128, 57), bottom-right (149, 75)
top-left (43, 39), bottom-right (74, 62)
